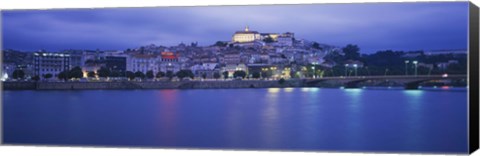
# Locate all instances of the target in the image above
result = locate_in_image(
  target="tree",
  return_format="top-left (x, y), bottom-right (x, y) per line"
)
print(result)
top-left (312, 42), bottom-right (322, 50)
top-left (213, 72), bottom-right (221, 80)
top-left (126, 71), bottom-right (135, 80)
top-left (263, 36), bottom-right (275, 43)
top-left (342, 44), bottom-right (361, 60)
top-left (109, 71), bottom-right (120, 77)
top-left (315, 70), bottom-right (325, 78)
top-left (43, 73), bottom-right (52, 80)
top-left (289, 70), bottom-right (298, 78)
top-left (214, 41), bottom-right (228, 47)
top-left (146, 70), bottom-right (155, 79)
top-left (222, 71), bottom-right (229, 79)
top-left (252, 71), bottom-right (261, 79)
top-left (261, 71), bottom-right (272, 79)
top-left (201, 73), bottom-right (207, 79)
top-left (57, 70), bottom-right (69, 81)
top-left (12, 69), bottom-right (25, 80)
top-left (324, 50), bottom-right (344, 64)
top-left (31, 75), bottom-right (40, 82)
top-left (278, 78), bottom-right (286, 85)
top-left (166, 71), bottom-right (174, 80)
top-left (176, 70), bottom-right (194, 80)
top-left (69, 66), bottom-right (84, 79)
top-left (233, 70), bottom-right (247, 79)
top-left (156, 71), bottom-right (165, 79)
top-left (97, 67), bottom-right (111, 78)
top-left (87, 71), bottom-right (96, 78)
top-left (135, 71), bottom-right (145, 79)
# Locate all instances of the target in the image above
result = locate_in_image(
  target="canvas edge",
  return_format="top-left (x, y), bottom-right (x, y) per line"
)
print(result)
top-left (469, 1), bottom-right (480, 154)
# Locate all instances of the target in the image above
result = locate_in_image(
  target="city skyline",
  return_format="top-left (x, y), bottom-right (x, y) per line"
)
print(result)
top-left (2, 2), bottom-right (468, 53)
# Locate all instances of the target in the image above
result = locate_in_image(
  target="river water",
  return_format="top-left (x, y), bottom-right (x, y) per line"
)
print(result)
top-left (2, 87), bottom-right (468, 154)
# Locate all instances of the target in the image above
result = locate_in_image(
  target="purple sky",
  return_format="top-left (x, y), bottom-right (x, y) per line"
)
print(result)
top-left (1, 2), bottom-right (469, 53)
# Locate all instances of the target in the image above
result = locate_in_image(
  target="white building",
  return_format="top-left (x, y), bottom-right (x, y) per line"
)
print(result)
top-left (232, 26), bottom-right (261, 43)
top-left (33, 52), bottom-right (71, 79)
top-left (158, 52), bottom-right (181, 73)
top-left (127, 54), bottom-right (159, 74)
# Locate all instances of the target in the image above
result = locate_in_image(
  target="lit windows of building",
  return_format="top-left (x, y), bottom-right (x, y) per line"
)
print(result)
top-left (232, 26), bottom-right (261, 43)
top-left (33, 52), bottom-right (71, 79)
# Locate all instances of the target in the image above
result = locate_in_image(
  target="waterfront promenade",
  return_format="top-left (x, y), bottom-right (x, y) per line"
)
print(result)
top-left (1, 75), bottom-right (467, 90)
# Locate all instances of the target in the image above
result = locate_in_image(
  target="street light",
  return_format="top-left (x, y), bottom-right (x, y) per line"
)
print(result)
top-left (353, 64), bottom-right (358, 77)
top-left (311, 66), bottom-right (315, 78)
top-left (413, 60), bottom-right (418, 76)
top-left (344, 64), bottom-right (348, 77)
top-left (404, 60), bottom-right (409, 76)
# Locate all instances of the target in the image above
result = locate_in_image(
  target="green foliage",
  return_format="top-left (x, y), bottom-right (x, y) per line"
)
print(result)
top-left (213, 72), bottom-right (221, 79)
top-left (109, 71), bottom-right (120, 77)
top-left (252, 71), bottom-right (261, 79)
top-left (126, 71), bottom-right (135, 80)
top-left (146, 70), bottom-right (155, 79)
top-left (69, 66), bottom-right (84, 79)
top-left (12, 69), bottom-right (25, 79)
top-left (87, 71), bottom-right (96, 78)
top-left (201, 73), bottom-right (207, 79)
top-left (166, 71), bottom-right (174, 80)
top-left (214, 41), bottom-right (228, 47)
top-left (156, 71), bottom-right (165, 78)
top-left (57, 70), bottom-right (69, 81)
top-left (263, 36), bottom-right (275, 43)
top-left (324, 50), bottom-right (344, 64)
top-left (43, 73), bottom-right (53, 79)
top-left (135, 71), bottom-right (145, 79)
top-left (312, 42), bottom-right (322, 50)
top-left (222, 71), bottom-right (229, 79)
top-left (289, 70), bottom-right (298, 78)
top-left (261, 71), bottom-right (272, 79)
top-left (176, 70), bottom-right (194, 80)
top-left (97, 67), bottom-right (111, 78)
top-left (233, 70), bottom-right (247, 79)
top-left (342, 44), bottom-right (360, 60)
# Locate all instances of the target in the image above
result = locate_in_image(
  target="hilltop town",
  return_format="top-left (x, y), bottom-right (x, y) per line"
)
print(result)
top-left (1, 26), bottom-right (467, 82)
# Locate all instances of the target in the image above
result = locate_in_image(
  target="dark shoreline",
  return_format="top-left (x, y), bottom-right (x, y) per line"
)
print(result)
top-left (1, 80), bottom-right (304, 90)
top-left (1, 80), bottom-right (466, 91)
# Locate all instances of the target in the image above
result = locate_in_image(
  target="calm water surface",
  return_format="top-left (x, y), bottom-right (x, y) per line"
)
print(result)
top-left (2, 87), bottom-right (468, 153)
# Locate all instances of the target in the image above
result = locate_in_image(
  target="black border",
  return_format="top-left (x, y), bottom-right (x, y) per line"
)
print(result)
top-left (469, 1), bottom-right (479, 154)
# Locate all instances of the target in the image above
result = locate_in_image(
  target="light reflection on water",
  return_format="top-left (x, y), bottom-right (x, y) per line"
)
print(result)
top-left (2, 87), bottom-right (468, 153)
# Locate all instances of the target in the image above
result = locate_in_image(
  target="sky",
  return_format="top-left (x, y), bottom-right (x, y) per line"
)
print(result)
top-left (1, 2), bottom-right (469, 53)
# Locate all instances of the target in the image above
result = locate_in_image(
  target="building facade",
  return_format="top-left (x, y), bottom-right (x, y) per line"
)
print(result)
top-left (33, 52), bottom-right (71, 79)
top-left (232, 26), bottom-right (261, 43)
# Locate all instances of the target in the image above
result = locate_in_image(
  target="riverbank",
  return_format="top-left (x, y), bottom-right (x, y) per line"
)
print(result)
top-left (1, 80), bottom-right (306, 90)
top-left (2, 78), bottom-right (466, 90)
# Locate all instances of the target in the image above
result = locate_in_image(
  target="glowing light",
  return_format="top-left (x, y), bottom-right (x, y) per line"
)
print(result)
top-left (404, 90), bottom-right (424, 97)
top-left (284, 88), bottom-right (294, 92)
top-left (268, 88), bottom-right (280, 93)
top-left (345, 88), bottom-right (362, 92)
top-left (441, 86), bottom-right (450, 89)
top-left (442, 73), bottom-right (448, 78)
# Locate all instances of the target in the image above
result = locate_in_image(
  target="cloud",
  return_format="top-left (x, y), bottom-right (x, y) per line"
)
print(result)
top-left (1, 2), bottom-right (468, 53)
